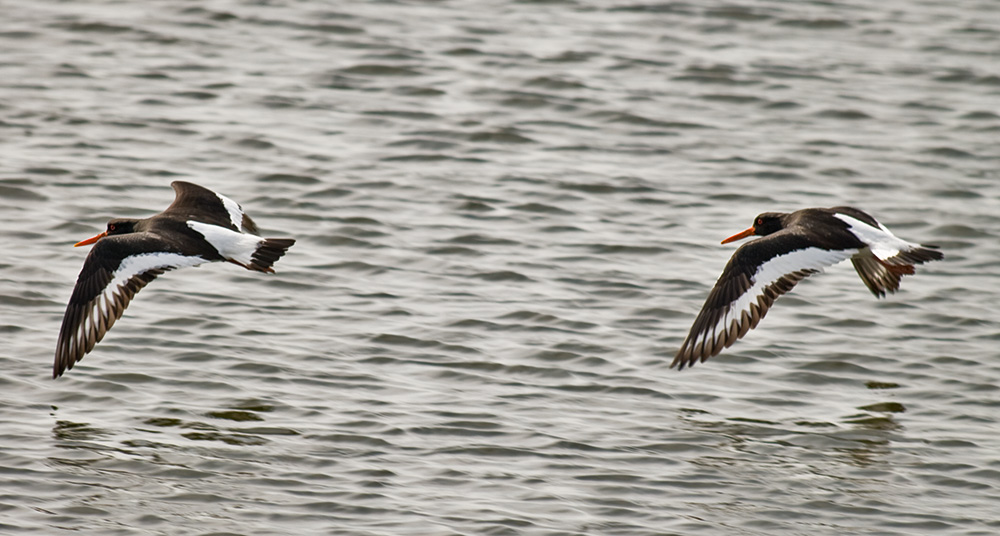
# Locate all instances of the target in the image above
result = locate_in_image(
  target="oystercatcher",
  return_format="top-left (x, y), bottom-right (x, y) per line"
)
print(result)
top-left (54, 181), bottom-right (295, 378)
top-left (672, 207), bottom-right (942, 370)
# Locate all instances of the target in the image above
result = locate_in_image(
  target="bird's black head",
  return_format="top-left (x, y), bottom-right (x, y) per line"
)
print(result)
top-left (74, 218), bottom-right (140, 247)
top-left (750, 212), bottom-right (784, 236)
top-left (721, 212), bottom-right (786, 244)
top-left (105, 218), bottom-right (138, 236)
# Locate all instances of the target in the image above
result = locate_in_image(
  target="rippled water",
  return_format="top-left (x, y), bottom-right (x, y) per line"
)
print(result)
top-left (2, 1), bottom-right (999, 534)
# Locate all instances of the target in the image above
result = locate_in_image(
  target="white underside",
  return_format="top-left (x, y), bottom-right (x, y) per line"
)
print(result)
top-left (707, 246), bottom-right (856, 344)
top-left (834, 213), bottom-right (918, 261)
top-left (187, 220), bottom-right (262, 265)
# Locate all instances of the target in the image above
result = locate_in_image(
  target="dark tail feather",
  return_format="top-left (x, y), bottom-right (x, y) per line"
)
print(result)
top-left (889, 245), bottom-right (943, 265)
top-left (852, 245), bottom-right (942, 298)
top-left (248, 238), bottom-right (295, 273)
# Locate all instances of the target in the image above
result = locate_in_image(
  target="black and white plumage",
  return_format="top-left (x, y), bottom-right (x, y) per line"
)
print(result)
top-left (672, 207), bottom-right (942, 370)
top-left (54, 181), bottom-right (295, 379)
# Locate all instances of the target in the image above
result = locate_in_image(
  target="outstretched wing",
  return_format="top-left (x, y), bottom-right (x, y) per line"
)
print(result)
top-left (164, 181), bottom-right (260, 234)
top-left (672, 232), bottom-right (855, 370)
top-left (54, 233), bottom-right (208, 378)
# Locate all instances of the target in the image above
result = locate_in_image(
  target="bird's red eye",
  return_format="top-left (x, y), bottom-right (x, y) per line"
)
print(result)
top-left (757, 218), bottom-right (763, 225)
top-left (109, 224), bottom-right (116, 231)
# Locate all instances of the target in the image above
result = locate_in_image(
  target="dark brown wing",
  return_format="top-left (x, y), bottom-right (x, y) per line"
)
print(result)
top-left (53, 234), bottom-right (208, 378)
top-left (164, 181), bottom-right (259, 234)
top-left (672, 232), bottom-right (855, 370)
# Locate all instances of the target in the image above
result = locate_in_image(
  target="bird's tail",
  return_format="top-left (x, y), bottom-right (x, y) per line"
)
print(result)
top-left (852, 244), bottom-right (942, 297)
top-left (884, 245), bottom-right (944, 266)
top-left (247, 238), bottom-right (296, 273)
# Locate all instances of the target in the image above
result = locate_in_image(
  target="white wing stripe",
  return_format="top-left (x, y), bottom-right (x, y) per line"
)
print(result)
top-left (73, 252), bottom-right (208, 362)
top-left (215, 192), bottom-right (245, 230)
top-left (709, 247), bottom-right (855, 339)
top-left (107, 253), bottom-right (208, 297)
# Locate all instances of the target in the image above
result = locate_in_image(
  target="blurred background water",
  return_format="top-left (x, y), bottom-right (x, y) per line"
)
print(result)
top-left (1, 1), bottom-right (998, 534)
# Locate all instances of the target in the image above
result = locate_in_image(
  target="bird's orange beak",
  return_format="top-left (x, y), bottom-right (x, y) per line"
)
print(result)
top-left (721, 226), bottom-right (756, 244)
top-left (74, 231), bottom-right (107, 247)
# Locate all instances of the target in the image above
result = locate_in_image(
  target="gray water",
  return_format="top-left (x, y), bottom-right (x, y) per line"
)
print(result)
top-left (2, 1), bottom-right (999, 534)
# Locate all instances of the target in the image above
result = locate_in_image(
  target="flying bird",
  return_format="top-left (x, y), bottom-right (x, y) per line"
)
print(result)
top-left (54, 181), bottom-right (295, 378)
top-left (672, 207), bottom-right (942, 370)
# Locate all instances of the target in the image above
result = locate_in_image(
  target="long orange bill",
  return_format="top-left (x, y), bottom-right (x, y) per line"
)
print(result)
top-left (74, 231), bottom-right (107, 247)
top-left (721, 226), bottom-right (755, 244)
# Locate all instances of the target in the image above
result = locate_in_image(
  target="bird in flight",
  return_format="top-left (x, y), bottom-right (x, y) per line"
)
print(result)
top-left (672, 206), bottom-right (942, 370)
top-left (54, 181), bottom-right (295, 378)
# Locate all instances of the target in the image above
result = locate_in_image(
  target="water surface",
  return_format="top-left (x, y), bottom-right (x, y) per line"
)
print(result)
top-left (1, 1), bottom-right (998, 534)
